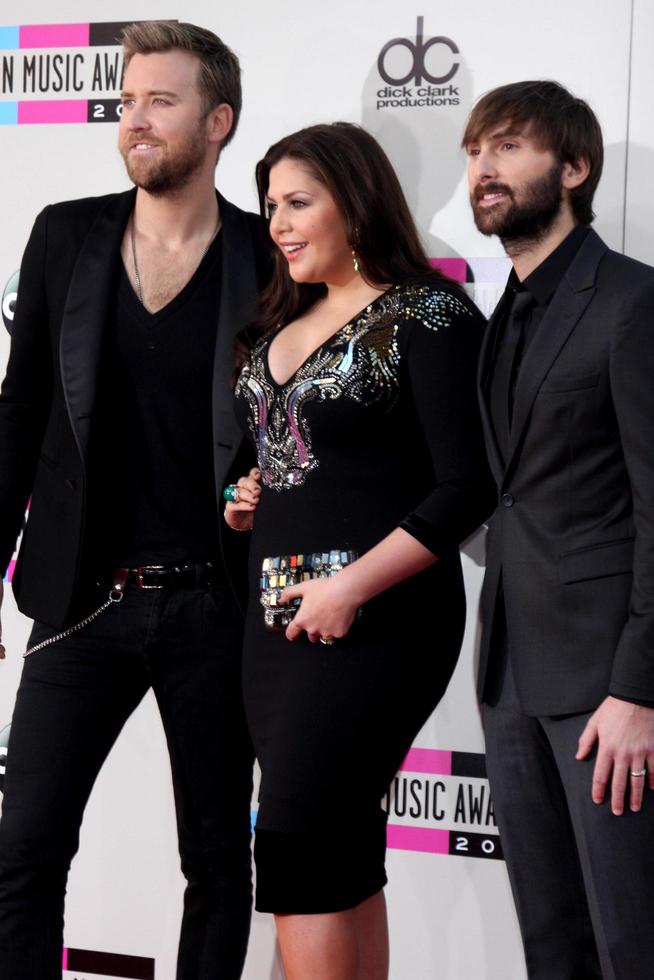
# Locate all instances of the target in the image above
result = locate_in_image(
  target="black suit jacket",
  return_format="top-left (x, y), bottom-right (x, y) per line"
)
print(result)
top-left (478, 228), bottom-right (654, 715)
top-left (0, 188), bottom-right (269, 628)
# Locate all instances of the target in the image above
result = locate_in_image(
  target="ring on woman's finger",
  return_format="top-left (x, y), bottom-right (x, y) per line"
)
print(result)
top-left (630, 768), bottom-right (647, 777)
top-left (320, 635), bottom-right (335, 646)
top-left (223, 484), bottom-right (240, 502)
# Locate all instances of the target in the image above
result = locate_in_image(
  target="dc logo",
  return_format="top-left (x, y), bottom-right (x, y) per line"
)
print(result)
top-left (378, 16), bottom-right (459, 86)
top-left (2, 271), bottom-right (19, 336)
top-left (0, 723), bottom-right (10, 793)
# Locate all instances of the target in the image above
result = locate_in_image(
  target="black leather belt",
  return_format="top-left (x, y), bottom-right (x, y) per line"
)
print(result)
top-left (117, 561), bottom-right (222, 590)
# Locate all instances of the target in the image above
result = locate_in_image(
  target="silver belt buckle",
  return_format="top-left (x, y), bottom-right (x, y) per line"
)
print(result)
top-left (137, 564), bottom-right (166, 590)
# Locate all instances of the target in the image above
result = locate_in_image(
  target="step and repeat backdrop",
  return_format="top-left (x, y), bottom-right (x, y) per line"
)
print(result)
top-left (0, 1), bottom-right (652, 977)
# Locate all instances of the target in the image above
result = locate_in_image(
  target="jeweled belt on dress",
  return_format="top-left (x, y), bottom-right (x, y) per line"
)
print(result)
top-left (259, 550), bottom-right (358, 631)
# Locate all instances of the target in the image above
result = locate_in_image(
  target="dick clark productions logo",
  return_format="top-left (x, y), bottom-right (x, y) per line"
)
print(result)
top-left (376, 16), bottom-right (461, 109)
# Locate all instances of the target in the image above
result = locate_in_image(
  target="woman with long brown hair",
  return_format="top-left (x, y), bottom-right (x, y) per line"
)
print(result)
top-left (225, 122), bottom-right (492, 979)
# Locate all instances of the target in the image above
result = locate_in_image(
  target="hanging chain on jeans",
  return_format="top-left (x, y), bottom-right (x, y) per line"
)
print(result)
top-left (24, 570), bottom-right (128, 658)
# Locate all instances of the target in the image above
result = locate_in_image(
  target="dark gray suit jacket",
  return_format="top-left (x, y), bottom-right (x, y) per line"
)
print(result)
top-left (0, 188), bottom-right (269, 627)
top-left (478, 228), bottom-right (654, 715)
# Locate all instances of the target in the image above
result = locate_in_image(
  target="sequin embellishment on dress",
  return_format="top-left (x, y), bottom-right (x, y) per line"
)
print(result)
top-left (235, 285), bottom-right (471, 490)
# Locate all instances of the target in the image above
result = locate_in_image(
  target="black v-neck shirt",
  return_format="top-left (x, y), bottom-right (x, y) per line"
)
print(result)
top-left (85, 232), bottom-right (223, 569)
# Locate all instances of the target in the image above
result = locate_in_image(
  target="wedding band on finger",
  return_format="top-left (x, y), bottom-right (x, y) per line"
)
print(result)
top-left (320, 635), bottom-right (335, 646)
top-left (630, 768), bottom-right (647, 777)
top-left (223, 484), bottom-right (240, 503)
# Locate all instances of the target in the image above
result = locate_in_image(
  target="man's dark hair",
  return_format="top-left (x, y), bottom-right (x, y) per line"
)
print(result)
top-left (462, 80), bottom-right (604, 225)
top-left (122, 21), bottom-right (241, 147)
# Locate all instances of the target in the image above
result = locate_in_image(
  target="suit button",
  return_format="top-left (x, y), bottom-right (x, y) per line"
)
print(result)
top-left (501, 492), bottom-right (515, 508)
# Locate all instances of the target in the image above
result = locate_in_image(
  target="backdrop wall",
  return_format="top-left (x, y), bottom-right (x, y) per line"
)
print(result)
top-left (0, 3), bottom-right (649, 978)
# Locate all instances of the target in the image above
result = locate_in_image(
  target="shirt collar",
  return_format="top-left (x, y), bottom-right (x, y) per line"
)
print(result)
top-left (505, 224), bottom-right (590, 306)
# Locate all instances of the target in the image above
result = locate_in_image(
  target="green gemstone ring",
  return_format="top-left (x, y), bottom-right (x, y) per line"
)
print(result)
top-left (223, 484), bottom-right (240, 503)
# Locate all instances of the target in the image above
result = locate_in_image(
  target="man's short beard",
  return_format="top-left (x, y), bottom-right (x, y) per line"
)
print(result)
top-left (123, 127), bottom-right (207, 197)
top-left (471, 160), bottom-right (564, 252)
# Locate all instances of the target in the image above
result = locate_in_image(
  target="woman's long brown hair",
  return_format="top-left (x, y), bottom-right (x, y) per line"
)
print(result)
top-left (235, 121), bottom-right (456, 372)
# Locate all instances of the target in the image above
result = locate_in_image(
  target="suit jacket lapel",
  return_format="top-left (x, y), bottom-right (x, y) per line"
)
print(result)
top-left (505, 229), bottom-right (607, 476)
top-left (212, 194), bottom-right (260, 492)
top-left (59, 188), bottom-right (135, 466)
top-left (478, 291), bottom-right (510, 484)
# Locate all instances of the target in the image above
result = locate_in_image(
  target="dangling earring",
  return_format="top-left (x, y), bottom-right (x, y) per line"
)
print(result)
top-left (351, 248), bottom-right (360, 273)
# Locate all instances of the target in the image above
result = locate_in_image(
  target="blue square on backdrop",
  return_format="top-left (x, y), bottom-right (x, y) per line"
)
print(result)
top-left (0, 27), bottom-right (19, 49)
top-left (0, 102), bottom-right (17, 125)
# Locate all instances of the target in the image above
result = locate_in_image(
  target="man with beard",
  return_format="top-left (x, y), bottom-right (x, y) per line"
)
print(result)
top-left (464, 80), bottom-right (654, 978)
top-left (0, 21), bottom-right (269, 980)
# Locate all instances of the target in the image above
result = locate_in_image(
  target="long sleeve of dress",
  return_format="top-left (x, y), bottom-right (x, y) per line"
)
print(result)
top-left (398, 286), bottom-right (494, 555)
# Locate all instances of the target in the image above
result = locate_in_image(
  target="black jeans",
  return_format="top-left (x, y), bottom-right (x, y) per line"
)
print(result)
top-left (0, 578), bottom-right (254, 980)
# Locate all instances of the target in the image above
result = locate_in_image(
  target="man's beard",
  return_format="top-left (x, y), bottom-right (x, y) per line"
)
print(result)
top-left (470, 160), bottom-right (564, 250)
top-left (121, 125), bottom-right (207, 196)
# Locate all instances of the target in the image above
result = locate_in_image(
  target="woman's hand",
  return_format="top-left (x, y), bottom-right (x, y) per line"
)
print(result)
top-left (278, 528), bottom-right (437, 643)
top-left (279, 574), bottom-right (360, 643)
top-left (223, 468), bottom-right (262, 531)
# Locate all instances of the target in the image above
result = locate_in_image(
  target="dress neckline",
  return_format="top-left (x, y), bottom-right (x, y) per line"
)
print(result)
top-left (264, 284), bottom-right (398, 388)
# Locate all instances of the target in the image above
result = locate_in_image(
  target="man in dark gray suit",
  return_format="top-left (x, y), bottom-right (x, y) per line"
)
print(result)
top-left (0, 21), bottom-right (269, 980)
top-left (465, 80), bottom-right (654, 978)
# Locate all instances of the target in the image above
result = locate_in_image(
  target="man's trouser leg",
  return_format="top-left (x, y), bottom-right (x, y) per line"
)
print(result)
top-left (150, 582), bottom-right (254, 980)
top-left (485, 697), bottom-right (654, 979)
top-left (0, 580), bottom-right (254, 980)
top-left (542, 711), bottom-right (654, 980)
top-left (484, 701), bottom-right (602, 980)
top-left (0, 597), bottom-right (149, 980)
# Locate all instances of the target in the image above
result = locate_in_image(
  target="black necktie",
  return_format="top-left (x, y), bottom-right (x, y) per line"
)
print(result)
top-left (489, 289), bottom-right (534, 461)
top-left (505, 289), bottom-right (534, 422)
top-left (506, 289), bottom-right (533, 349)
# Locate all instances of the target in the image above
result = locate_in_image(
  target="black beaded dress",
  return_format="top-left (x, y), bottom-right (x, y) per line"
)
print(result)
top-left (234, 282), bottom-right (491, 913)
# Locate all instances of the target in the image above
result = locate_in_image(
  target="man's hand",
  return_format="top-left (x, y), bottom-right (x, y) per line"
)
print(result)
top-left (576, 696), bottom-right (654, 814)
top-left (0, 579), bottom-right (5, 660)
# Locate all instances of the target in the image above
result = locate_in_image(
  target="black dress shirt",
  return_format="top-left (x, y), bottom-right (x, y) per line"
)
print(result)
top-left (489, 224), bottom-right (590, 463)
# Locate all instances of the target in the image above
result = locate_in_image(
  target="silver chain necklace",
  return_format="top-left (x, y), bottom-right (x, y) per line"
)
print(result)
top-left (130, 212), bottom-right (221, 305)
